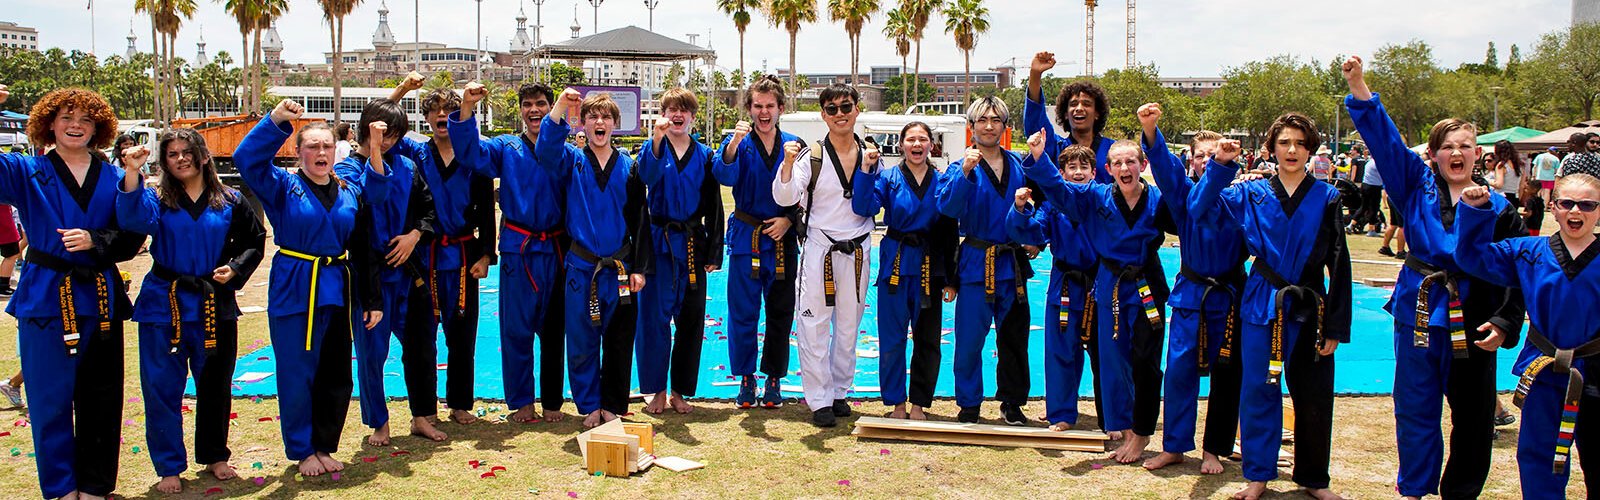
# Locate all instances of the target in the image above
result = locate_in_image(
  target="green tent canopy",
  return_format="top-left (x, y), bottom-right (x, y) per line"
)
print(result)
top-left (1476, 126), bottom-right (1544, 145)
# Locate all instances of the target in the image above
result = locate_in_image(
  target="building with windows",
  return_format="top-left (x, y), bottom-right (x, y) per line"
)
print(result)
top-left (266, 86), bottom-right (494, 131)
top-left (1159, 77), bottom-right (1226, 97)
top-left (0, 22), bottom-right (39, 51)
top-left (786, 66), bottom-right (1014, 103)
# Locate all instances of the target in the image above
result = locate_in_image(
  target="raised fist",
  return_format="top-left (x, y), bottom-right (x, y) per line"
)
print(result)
top-left (1031, 51), bottom-right (1056, 75)
top-left (782, 141), bottom-right (802, 166)
top-left (402, 71), bottom-right (426, 90)
top-left (122, 145), bottom-right (151, 168)
top-left (1137, 103), bottom-right (1163, 129)
top-left (864, 144), bottom-right (880, 165)
top-left (1026, 131), bottom-right (1046, 160)
top-left (1461, 185), bottom-right (1491, 208)
top-left (462, 81), bottom-right (488, 107)
top-left (963, 148), bottom-right (982, 174)
top-left (367, 122), bottom-right (389, 150)
top-left (1341, 55), bottom-right (1364, 83)
top-left (560, 88), bottom-right (583, 105)
top-left (271, 99), bottom-right (304, 124)
top-left (1014, 187), bottom-right (1033, 210)
top-left (731, 120), bottom-right (751, 142)
top-left (1215, 139), bottom-right (1242, 164)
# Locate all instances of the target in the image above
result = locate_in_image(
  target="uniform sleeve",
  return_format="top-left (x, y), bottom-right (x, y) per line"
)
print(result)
top-left (1154, 198), bottom-right (1179, 236)
top-left (534, 116), bottom-right (576, 178)
top-left (348, 205), bottom-right (383, 311)
top-left (1454, 201), bottom-right (1523, 290)
top-left (637, 139), bottom-right (665, 185)
top-left (772, 148), bottom-right (811, 207)
top-left (1346, 94), bottom-right (1430, 215)
top-left (1006, 202), bottom-right (1047, 246)
top-left (1143, 129), bottom-right (1193, 224)
top-left (696, 155), bottom-right (725, 269)
top-left (449, 112), bottom-right (501, 179)
top-left (467, 174), bottom-right (497, 265)
top-left (114, 183), bottom-right (161, 236)
top-left (1321, 194), bottom-right (1353, 343)
top-left (1020, 153), bottom-right (1092, 223)
top-left (850, 168), bottom-right (883, 218)
top-left (625, 164), bottom-right (653, 275)
top-left (222, 193), bottom-right (267, 290)
top-left (713, 135), bottom-right (741, 186)
top-left (1022, 92), bottom-right (1063, 166)
top-left (405, 170), bottom-right (437, 240)
top-left (1192, 159), bottom-right (1244, 225)
top-left (0, 152), bottom-right (35, 209)
top-left (936, 161), bottom-right (976, 219)
top-left (392, 136), bottom-right (429, 167)
top-left (1484, 198), bottom-right (1529, 348)
top-left (234, 117), bottom-right (296, 211)
top-left (86, 167), bottom-right (146, 264)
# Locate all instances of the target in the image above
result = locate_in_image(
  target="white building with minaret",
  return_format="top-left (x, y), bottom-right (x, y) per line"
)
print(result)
top-left (125, 24), bottom-right (137, 61)
top-left (509, 5), bottom-right (535, 55)
top-left (195, 30), bottom-right (209, 67)
top-left (372, 1), bottom-right (398, 74)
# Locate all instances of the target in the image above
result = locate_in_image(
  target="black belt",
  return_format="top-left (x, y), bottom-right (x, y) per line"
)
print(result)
top-left (821, 233), bottom-right (870, 307)
top-left (1180, 264), bottom-right (1241, 374)
top-left (964, 237), bottom-right (1027, 304)
top-left (885, 228), bottom-right (932, 308)
top-left (151, 263), bottom-right (221, 355)
top-left (503, 219), bottom-right (565, 294)
top-left (652, 215), bottom-right (704, 290)
top-left (1515, 325), bottom-right (1600, 474)
top-left (734, 209), bottom-right (788, 280)
top-left (1053, 262), bottom-right (1095, 346)
top-left (1099, 257), bottom-right (1162, 340)
top-left (25, 250), bottom-right (115, 357)
top-left (1251, 260), bottom-right (1325, 385)
top-left (568, 241), bottom-right (633, 326)
top-left (1404, 255), bottom-right (1468, 358)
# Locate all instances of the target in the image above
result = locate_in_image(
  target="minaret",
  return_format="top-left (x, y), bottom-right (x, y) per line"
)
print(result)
top-left (570, 5), bottom-right (582, 39)
top-left (195, 29), bottom-right (209, 67)
top-left (261, 22), bottom-right (284, 70)
top-left (510, 2), bottom-right (534, 54)
top-left (372, 1), bottom-right (398, 75)
top-left (125, 22), bottom-right (137, 61)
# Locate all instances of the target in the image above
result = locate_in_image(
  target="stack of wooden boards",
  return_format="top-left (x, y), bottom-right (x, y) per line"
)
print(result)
top-left (577, 419), bottom-right (656, 477)
top-left (851, 416), bottom-right (1110, 452)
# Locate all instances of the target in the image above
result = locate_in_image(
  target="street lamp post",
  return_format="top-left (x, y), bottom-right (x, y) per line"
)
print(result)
top-left (477, 0), bottom-right (484, 81)
top-left (1490, 85), bottom-right (1504, 131)
top-left (644, 0), bottom-right (661, 31)
top-left (589, 0), bottom-right (605, 36)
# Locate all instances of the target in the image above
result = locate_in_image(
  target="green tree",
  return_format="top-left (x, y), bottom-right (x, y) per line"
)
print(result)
top-left (881, 74), bottom-right (935, 109)
top-left (1095, 65), bottom-right (1190, 140)
top-left (1368, 40), bottom-right (1440, 143)
top-left (1210, 55), bottom-right (1332, 146)
top-left (1525, 22), bottom-right (1600, 120)
top-left (545, 63), bottom-right (586, 92)
top-left (942, 0), bottom-right (988, 104)
top-left (318, 0), bottom-right (364, 124)
top-left (828, 0), bottom-right (880, 85)
top-left (899, 0), bottom-right (939, 108)
top-left (716, 0), bottom-right (759, 102)
top-left (664, 63), bottom-right (685, 89)
top-left (765, 0), bottom-right (819, 93)
top-left (883, 8), bottom-right (913, 106)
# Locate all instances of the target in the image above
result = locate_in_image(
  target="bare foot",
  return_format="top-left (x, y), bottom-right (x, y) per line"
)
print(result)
top-left (582, 411), bottom-right (602, 428)
top-left (1232, 481), bottom-right (1266, 500)
top-left (77, 493), bottom-right (101, 500)
top-left (668, 392), bottom-right (694, 414)
top-left (1107, 430), bottom-right (1125, 441)
top-left (410, 417), bottom-right (448, 441)
top-left (509, 406), bottom-right (539, 424)
top-left (367, 422), bottom-right (391, 446)
top-left (1048, 422), bottom-right (1072, 432)
top-left (543, 408), bottom-right (566, 422)
top-left (888, 403), bottom-right (909, 419)
top-left (207, 461), bottom-right (238, 480)
top-left (1142, 451), bottom-right (1186, 470)
top-left (316, 452), bottom-right (345, 473)
top-left (644, 391), bottom-right (667, 414)
top-left (908, 405), bottom-right (928, 420)
top-left (298, 457), bottom-right (327, 477)
top-left (1110, 433), bottom-right (1150, 464)
top-left (59, 491), bottom-right (80, 500)
top-left (1305, 488), bottom-right (1343, 500)
top-left (600, 409), bottom-right (619, 423)
top-left (451, 409), bottom-right (479, 425)
top-left (155, 476), bottom-right (182, 494)
top-left (1200, 452), bottom-right (1224, 475)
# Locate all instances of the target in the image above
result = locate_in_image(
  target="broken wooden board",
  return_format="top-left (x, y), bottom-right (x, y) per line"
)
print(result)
top-left (585, 438), bottom-right (630, 477)
top-left (622, 422), bottom-right (655, 455)
top-left (654, 456), bottom-right (704, 472)
top-left (851, 416), bottom-right (1108, 452)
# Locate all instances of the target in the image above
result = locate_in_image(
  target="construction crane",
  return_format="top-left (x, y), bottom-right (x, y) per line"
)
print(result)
top-left (1126, 0), bottom-right (1136, 69)
top-left (1084, 0), bottom-right (1096, 76)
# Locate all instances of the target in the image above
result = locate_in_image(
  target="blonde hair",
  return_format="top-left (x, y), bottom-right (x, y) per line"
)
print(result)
top-left (1554, 173), bottom-right (1600, 199)
top-left (580, 93), bottom-right (622, 122)
top-left (1109, 140), bottom-right (1146, 162)
top-left (658, 87), bottom-right (699, 115)
top-left (1190, 130), bottom-right (1224, 151)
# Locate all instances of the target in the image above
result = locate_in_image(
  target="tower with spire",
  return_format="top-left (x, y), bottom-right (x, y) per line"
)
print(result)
top-left (510, 2), bottom-right (534, 54)
top-left (372, 1), bottom-right (398, 76)
top-left (570, 5), bottom-right (582, 40)
top-left (195, 28), bottom-right (209, 67)
top-left (261, 22), bottom-right (284, 71)
top-left (125, 22), bottom-right (137, 61)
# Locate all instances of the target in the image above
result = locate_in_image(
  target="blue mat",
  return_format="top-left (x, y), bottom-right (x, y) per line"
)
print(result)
top-left (203, 246), bottom-right (1523, 400)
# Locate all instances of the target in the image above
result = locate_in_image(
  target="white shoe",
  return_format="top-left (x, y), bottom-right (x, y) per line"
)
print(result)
top-left (0, 384), bottom-right (22, 408)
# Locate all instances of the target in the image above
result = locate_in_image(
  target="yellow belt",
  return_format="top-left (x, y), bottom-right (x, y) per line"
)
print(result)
top-left (277, 248), bottom-right (351, 351)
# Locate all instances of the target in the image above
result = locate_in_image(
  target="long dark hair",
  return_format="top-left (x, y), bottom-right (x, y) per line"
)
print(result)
top-left (1493, 140), bottom-right (1522, 177)
top-left (156, 128), bottom-right (231, 209)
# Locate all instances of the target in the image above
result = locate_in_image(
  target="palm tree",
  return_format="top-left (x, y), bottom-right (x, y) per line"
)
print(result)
top-left (137, 0), bottom-right (198, 123)
top-left (883, 8), bottom-right (912, 107)
top-left (715, 0), bottom-right (760, 102)
top-left (253, 0), bottom-right (289, 113)
top-left (828, 0), bottom-right (879, 86)
top-left (134, 0), bottom-right (164, 121)
top-left (899, 0), bottom-right (938, 107)
top-left (319, 0), bottom-right (363, 124)
top-left (942, 0), bottom-right (988, 105)
top-left (765, 0), bottom-right (818, 94)
top-left (220, 0), bottom-right (259, 114)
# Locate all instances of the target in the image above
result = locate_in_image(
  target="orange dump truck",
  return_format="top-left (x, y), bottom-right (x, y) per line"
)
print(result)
top-left (170, 114), bottom-right (326, 184)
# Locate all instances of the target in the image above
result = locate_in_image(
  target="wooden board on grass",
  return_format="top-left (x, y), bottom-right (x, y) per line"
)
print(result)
top-left (654, 456), bottom-right (705, 472)
top-left (851, 417), bottom-right (1108, 452)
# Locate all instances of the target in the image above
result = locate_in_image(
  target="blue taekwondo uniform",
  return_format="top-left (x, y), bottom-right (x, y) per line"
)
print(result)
top-left (636, 136), bottom-right (724, 397)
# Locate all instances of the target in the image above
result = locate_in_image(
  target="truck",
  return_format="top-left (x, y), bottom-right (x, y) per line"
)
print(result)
top-left (170, 114), bottom-right (327, 185)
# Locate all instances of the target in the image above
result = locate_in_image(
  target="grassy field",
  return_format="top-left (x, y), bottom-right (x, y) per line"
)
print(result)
top-left (0, 194), bottom-right (1583, 499)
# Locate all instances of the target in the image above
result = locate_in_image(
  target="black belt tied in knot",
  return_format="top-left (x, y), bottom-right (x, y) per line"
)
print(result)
top-left (1100, 257), bottom-right (1162, 341)
top-left (964, 237), bottom-right (1026, 305)
top-left (885, 228), bottom-right (932, 309)
top-left (1405, 255), bottom-right (1468, 358)
top-left (734, 210), bottom-right (787, 280)
top-left (822, 233), bottom-right (869, 307)
top-left (26, 250), bottom-right (115, 357)
top-left (152, 263), bottom-right (220, 355)
top-left (1514, 325), bottom-right (1600, 475)
top-left (1252, 260), bottom-right (1325, 386)
top-left (569, 241), bottom-right (633, 327)
top-left (1180, 264), bottom-right (1241, 375)
top-left (653, 215), bottom-right (704, 290)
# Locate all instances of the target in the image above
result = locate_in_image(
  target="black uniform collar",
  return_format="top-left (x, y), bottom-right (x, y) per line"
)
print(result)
top-left (47, 149), bottom-right (103, 212)
top-left (584, 146), bottom-right (621, 191)
top-left (1272, 174), bottom-right (1315, 216)
top-left (175, 185), bottom-right (214, 220)
top-left (752, 126), bottom-right (783, 168)
top-left (1113, 180), bottom-right (1149, 228)
top-left (900, 162), bottom-right (933, 199)
top-left (296, 170), bottom-right (340, 210)
top-left (1552, 234), bottom-right (1600, 280)
top-left (430, 139), bottom-right (459, 180)
top-left (976, 154), bottom-right (1010, 200)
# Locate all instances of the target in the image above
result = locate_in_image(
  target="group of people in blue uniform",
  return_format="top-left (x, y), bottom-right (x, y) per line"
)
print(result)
top-left (0, 45), bottom-right (1597, 499)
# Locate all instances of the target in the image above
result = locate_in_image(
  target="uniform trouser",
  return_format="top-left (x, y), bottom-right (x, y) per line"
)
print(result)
top-left (1163, 307), bottom-right (1242, 456)
top-left (1239, 319), bottom-right (1335, 487)
top-left (19, 317), bottom-right (123, 498)
top-left (876, 274), bottom-right (943, 408)
top-left (139, 320), bottom-right (238, 477)
top-left (565, 262), bottom-right (638, 416)
top-left (1392, 322), bottom-right (1498, 498)
top-left (727, 252), bottom-right (796, 379)
top-left (353, 275), bottom-right (406, 428)
top-left (1043, 278), bottom-right (1101, 427)
top-left (795, 236), bottom-right (871, 412)
top-left (402, 269), bottom-right (480, 417)
top-left (637, 252), bottom-right (708, 396)
top-left (500, 252), bottom-right (566, 412)
top-left (268, 308), bottom-right (354, 461)
top-left (1516, 375), bottom-right (1600, 499)
top-left (953, 281), bottom-right (1030, 410)
top-left (1096, 295), bottom-right (1164, 435)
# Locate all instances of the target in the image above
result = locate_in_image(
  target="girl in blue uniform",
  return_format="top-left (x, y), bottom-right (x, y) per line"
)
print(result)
top-left (635, 88), bottom-right (724, 415)
top-left (118, 128), bottom-right (265, 494)
top-left (1190, 113), bottom-right (1348, 500)
top-left (0, 87), bottom-right (145, 500)
top-left (1342, 56), bottom-right (1526, 500)
top-left (236, 100), bottom-right (385, 478)
top-left (854, 121), bottom-right (958, 420)
top-left (454, 82), bottom-right (569, 424)
top-left (1021, 132), bottom-right (1174, 463)
top-left (1006, 144), bottom-right (1102, 431)
top-left (1456, 175), bottom-right (1600, 499)
top-left (536, 89), bottom-right (651, 428)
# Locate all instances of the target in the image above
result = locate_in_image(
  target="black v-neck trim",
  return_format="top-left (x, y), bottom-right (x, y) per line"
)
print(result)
top-left (664, 138), bottom-right (694, 173)
top-left (1551, 234), bottom-right (1600, 279)
top-left (585, 146), bottom-right (621, 191)
top-left (900, 162), bottom-right (932, 199)
top-left (752, 128), bottom-right (782, 168)
top-left (430, 140), bottom-right (460, 181)
top-left (176, 186), bottom-right (212, 220)
top-left (1114, 181), bottom-right (1149, 228)
top-left (1272, 174), bottom-right (1314, 216)
top-left (823, 135), bottom-right (862, 199)
top-left (977, 156), bottom-right (1011, 201)
top-left (48, 150), bottom-right (102, 211)
top-left (296, 170), bottom-right (339, 210)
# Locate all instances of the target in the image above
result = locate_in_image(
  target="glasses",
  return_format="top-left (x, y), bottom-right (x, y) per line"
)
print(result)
top-left (823, 103), bottom-right (855, 116)
top-left (1554, 198), bottom-right (1600, 213)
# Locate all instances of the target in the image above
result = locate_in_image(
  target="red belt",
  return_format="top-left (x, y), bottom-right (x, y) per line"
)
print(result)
top-left (504, 220), bottom-right (565, 293)
top-left (427, 233), bottom-right (476, 321)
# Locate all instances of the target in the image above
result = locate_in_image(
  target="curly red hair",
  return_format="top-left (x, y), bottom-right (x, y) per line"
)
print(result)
top-left (26, 89), bottom-right (119, 150)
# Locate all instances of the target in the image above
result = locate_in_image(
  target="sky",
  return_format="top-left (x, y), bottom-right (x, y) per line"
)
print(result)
top-left (3, 0), bottom-right (1581, 79)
